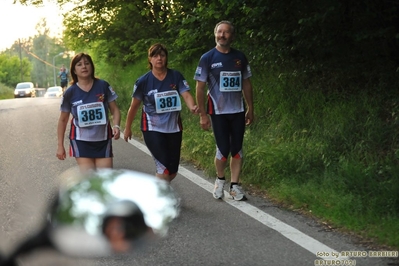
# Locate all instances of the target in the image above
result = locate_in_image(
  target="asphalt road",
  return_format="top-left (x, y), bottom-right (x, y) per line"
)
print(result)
top-left (0, 97), bottom-right (398, 266)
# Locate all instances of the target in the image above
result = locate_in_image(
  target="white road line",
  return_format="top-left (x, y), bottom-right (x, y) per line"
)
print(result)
top-left (124, 134), bottom-right (348, 261)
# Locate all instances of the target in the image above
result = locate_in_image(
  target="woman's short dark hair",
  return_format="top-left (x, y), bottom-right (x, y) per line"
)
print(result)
top-left (147, 43), bottom-right (168, 69)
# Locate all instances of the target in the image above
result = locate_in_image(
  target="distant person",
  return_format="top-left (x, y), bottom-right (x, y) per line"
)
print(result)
top-left (56, 53), bottom-right (121, 172)
top-left (58, 64), bottom-right (69, 91)
top-left (123, 43), bottom-right (198, 183)
top-left (194, 20), bottom-right (254, 201)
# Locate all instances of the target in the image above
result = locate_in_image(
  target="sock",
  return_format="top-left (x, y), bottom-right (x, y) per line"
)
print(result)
top-left (230, 182), bottom-right (238, 188)
top-left (217, 176), bottom-right (225, 180)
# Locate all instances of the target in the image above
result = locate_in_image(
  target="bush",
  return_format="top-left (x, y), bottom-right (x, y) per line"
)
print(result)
top-left (0, 83), bottom-right (14, 99)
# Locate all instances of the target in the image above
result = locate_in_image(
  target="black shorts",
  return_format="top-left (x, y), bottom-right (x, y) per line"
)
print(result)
top-left (142, 131), bottom-right (182, 175)
top-left (69, 139), bottom-right (113, 158)
top-left (61, 80), bottom-right (68, 88)
top-left (210, 112), bottom-right (245, 158)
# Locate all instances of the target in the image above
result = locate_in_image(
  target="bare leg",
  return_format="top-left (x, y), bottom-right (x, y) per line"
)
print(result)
top-left (95, 157), bottom-right (113, 169)
top-left (168, 173), bottom-right (177, 182)
top-left (215, 157), bottom-right (227, 178)
top-left (230, 157), bottom-right (242, 183)
top-left (76, 157), bottom-right (113, 173)
top-left (156, 173), bottom-right (177, 183)
top-left (156, 173), bottom-right (170, 183)
top-left (75, 158), bottom-right (96, 173)
top-left (156, 173), bottom-right (168, 182)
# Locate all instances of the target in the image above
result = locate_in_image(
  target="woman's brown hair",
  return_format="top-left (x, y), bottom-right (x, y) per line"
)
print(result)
top-left (69, 53), bottom-right (96, 84)
top-left (147, 43), bottom-right (168, 69)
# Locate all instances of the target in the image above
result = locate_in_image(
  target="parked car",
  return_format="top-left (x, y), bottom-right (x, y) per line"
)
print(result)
top-left (14, 82), bottom-right (36, 98)
top-left (44, 86), bottom-right (63, 98)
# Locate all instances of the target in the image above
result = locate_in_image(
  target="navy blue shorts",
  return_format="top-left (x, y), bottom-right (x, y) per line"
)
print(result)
top-left (69, 139), bottom-right (113, 158)
top-left (210, 112), bottom-right (245, 159)
top-left (61, 80), bottom-right (68, 88)
top-left (142, 131), bottom-right (182, 175)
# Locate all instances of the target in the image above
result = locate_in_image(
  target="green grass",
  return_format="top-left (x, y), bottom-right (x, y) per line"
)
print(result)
top-left (268, 173), bottom-right (399, 247)
top-left (0, 83), bottom-right (14, 99)
top-left (94, 56), bottom-right (399, 250)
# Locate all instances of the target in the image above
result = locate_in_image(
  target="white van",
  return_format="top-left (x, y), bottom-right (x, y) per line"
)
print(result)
top-left (14, 82), bottom-right (36, 98)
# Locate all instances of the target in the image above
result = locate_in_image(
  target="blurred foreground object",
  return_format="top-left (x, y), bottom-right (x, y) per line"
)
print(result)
top-left (0, 168), bottom-right (180, 265)
top-left (50, 168), bottom-right (180, 257)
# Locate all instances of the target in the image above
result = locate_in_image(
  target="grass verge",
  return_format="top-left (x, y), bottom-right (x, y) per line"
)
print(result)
top-left (96, 55), bottom-right (399, 250)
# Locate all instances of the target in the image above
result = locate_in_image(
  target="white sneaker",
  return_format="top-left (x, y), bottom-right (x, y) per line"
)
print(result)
top-left (229, 184), bottom-right (247, 201)
top-left (213, 178), bottom-right (225, 199)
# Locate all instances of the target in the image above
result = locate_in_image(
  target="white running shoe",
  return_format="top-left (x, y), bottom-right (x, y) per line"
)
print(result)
top-left (229, 184), bottom-right (247, 201)
top-left (213, 178), bottom-right (225, 199)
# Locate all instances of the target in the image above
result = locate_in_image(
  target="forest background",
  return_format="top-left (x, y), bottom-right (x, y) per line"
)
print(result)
top-left (1, 0), bottom-right (399, 250)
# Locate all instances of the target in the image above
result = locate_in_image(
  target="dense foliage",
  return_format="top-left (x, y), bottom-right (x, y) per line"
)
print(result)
top-left (17, 0), bottom-right (399, 91)
top-left (0, 54), bottom-right (31, 87)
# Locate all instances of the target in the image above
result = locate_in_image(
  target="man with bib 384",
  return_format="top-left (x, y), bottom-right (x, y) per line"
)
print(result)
top-left (194, 21), bottom-right (254, 201)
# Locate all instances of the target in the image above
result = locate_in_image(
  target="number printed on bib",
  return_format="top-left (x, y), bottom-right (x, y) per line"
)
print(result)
top-left (155, 90), bottom-right (182, 113)
top-left (77, 102), bottom-right (106, 127)
top-left (219, 71), bottom-right (242, 92)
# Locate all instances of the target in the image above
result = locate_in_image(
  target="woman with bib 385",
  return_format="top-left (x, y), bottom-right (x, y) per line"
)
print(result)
top-left (56, 53), bottom-right (121, 172)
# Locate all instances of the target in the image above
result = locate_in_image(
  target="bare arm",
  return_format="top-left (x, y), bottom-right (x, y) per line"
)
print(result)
top-left (123, 98), bottom-right (142, 141)
top-left (109, 100), bottom-right (121, 140)
top-left (195, 80), bottom-right (211, 130)
top-left (56, 111), bottom-right (70, 160)
top-left (180, 91), bottom-right (198, 113)
top-left (242, 78), bottom-right (254, 125)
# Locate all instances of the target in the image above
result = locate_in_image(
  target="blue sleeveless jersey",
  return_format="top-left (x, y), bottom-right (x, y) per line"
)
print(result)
top-left (132, 69), bottom-right (190, 133)
top-left (60, 79), bottom-right (118, 141)
top-left (194, 47), bottom-right (252, 115)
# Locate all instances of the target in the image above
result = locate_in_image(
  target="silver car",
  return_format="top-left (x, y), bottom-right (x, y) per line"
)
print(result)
top-left (44, 86), bottom-right (64, 98)
top-left (14, 82), bottom-right (36, 98)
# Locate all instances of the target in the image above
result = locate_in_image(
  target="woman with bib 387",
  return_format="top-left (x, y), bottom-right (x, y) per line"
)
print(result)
top-left (123, 43), bottom-right (198, 183)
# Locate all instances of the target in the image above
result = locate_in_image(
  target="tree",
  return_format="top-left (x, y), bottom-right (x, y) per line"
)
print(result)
top-left (0, 53), bottom-right (31, 87)
top-left (58, 0), bottom-right (173, 63)
top-left (30, 19), bottom-right (52, 87)
top-left (16, 0), bottom-right (399, 93)
top-left (1, 17), bottom-right (70, 88)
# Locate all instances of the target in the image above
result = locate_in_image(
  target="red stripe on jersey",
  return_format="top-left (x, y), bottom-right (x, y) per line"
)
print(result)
top-left (70, 118), bottom-right (76, 139)
top-left (207, 94), bottom-right (214, 115)
top-left (141, 109), bottom-right (148, 131)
